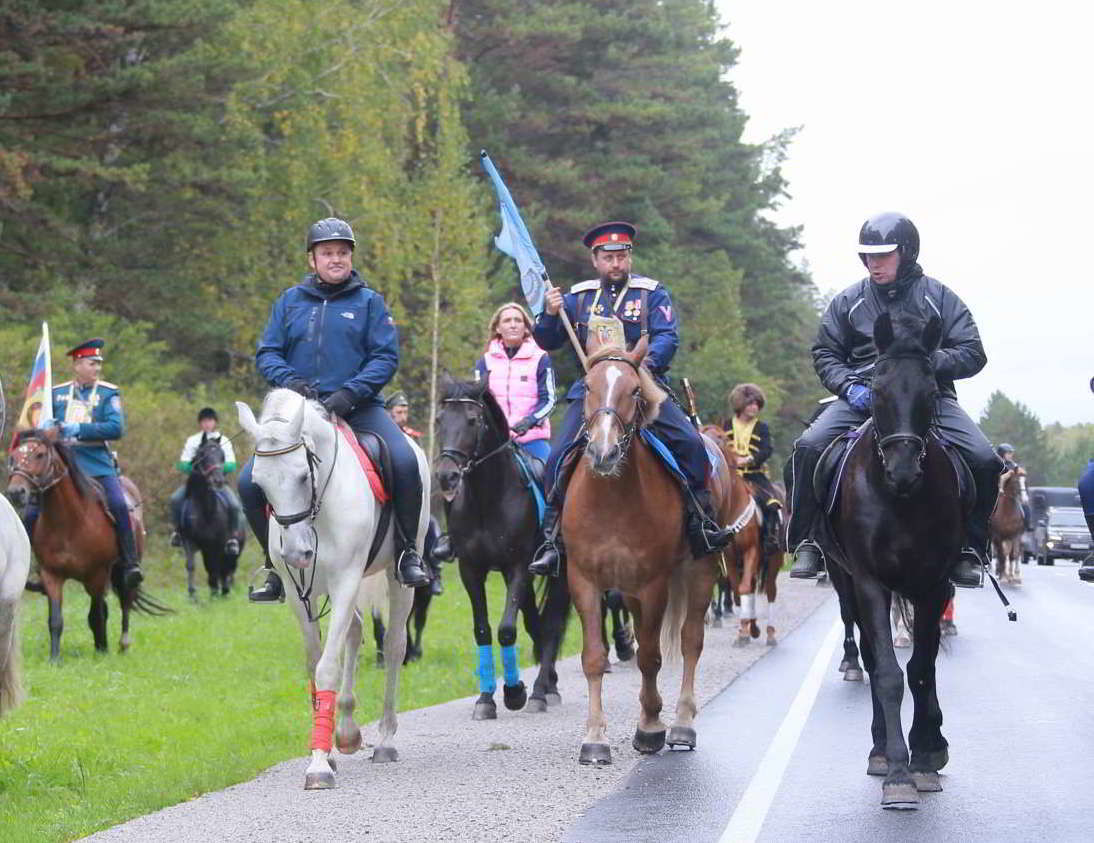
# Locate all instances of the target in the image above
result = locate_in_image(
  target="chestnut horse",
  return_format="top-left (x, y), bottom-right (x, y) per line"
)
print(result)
top-left (564, 336), bottom-right (729, 765)
top-left (701, 424), bottom-right (775, 647)
top-left (7, 429), bottom-right (168, 662)
top-left (990, 466), bottom-right (1025, 585)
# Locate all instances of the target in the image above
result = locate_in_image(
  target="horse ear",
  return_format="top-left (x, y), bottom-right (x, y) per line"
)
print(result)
top-left (874, 312), bottom-right (894, 354)
top-left (288, 394), bottom-right (306, 440)
top-left (236, 401), bottom-right (260, 440)
top-left (922, 315), bottom-right (943, 352)
top-left (201, 431), bottom-right (208, 445)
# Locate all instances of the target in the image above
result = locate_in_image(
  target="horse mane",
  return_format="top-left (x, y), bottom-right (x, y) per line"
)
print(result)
top-left (440, 376), bottom-right (510, 437)
top-left (586, 344), bottom-right (667, 426)
top-left (259, 388), bottom-right (330, 426)
top-left (13, 429), bottom-right (97, 500)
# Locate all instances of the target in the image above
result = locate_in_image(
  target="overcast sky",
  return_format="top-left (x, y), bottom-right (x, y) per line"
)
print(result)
top-left (718, 0), bottom-right (1093, 426)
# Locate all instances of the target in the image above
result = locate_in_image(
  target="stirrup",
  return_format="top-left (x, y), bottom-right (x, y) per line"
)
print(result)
top-left (790, 541), bottom-right (824, 579)
top-left (951, 549), bottom-right (985, 589)
top-left (395, 548), bottom-right (431, 589)
top-left (248, 566), bottom-right (285, 603)
top-left (529, 541), bottom-right (562, 577)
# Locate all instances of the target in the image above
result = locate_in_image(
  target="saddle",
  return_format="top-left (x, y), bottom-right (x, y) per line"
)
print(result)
top-left (814, 419), bottom-right (975, 516)
top-left (88, 476), bottom-right (139, 527)
top-left (337, 424), bottom-right (393, 569)
top-left (512, 448), bottom-right (547, 526)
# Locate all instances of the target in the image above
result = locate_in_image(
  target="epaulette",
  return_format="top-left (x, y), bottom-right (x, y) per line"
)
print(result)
top-left (570, 279), bottom-right (599, 293)
top-left (628, 275), bottom-right (660, 291)
top-left (97, 380), bottom-right (119, 390)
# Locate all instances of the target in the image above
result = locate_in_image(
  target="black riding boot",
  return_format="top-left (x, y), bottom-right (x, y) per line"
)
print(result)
top-left (116, 527), bottom-right (143, 590)
top-left (248, 553), bottom-right (284, 603)
top-left (686, 488), bottom-right (734, 558)
top-left (424, 519), bottom-right (444, 596)
top-left (786, 447), bottom-right (825, 578)
top-left (392, 514), bottom-right (431, 589)
top-left (529, 496), bottom-right (564, 577)
top-left (955, 466), bottom-right (999, 588)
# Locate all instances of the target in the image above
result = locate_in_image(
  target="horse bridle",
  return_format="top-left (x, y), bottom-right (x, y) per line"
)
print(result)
top-left (871, 353), bottom-right (936, 467)
top-left (586, 354), bottom-right (645, 453)
top-left (9, 439), bottom-right (68, 494)
top-left (437, 397), bottom-right (513, 486)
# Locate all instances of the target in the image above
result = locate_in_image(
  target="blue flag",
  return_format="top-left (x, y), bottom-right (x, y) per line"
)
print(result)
top-left (480, 151), bottom-right (548, 317)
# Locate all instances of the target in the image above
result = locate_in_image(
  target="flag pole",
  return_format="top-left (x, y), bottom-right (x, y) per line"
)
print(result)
top-left (542, 271), bottom-right (588, 372)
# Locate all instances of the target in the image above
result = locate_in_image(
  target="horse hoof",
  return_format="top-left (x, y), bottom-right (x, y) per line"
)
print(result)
top-left (666, 726), bottom-right (696, 750)
top-left (604, 660), bottom-right (613, 673)
top-left (525, 696), bottom-right (548, 714)
top-left (894, 634), bottom-right (911, 649)
top-left (632, 728), bottom-right (666, 755)
top-left (732, 635), bottom-right (750, 648)
top-left (579, 742), bottom-right (612, 765)
top-left (843, 667), bottom-right (864, 682)
top-left (371, 746), bottom-right (398, 763)
top-left (712, 617), bottom-right (723, 629)
top-left (503, 681), bottom-right (527, 711)
top-left (472, 700), bottom-right (497, 721)
top-left (912, 771), bottom-right (943, 792)
top-left (913, 747), bottom-right (949, 772)
top-left (545, 691), bottom-right (562, 707)
top-left (304, 771), bottom-right (335, 790)
top-left (838, 659), bottom-right (854, 672)
top-left (749, 621), bottom-right (760, 639)
top-left (867, 755), bottom-right (888, 776)
top-left (881, 781), bottom-right (920, 810)
top-left (336, 730), bottom-right (362, 755)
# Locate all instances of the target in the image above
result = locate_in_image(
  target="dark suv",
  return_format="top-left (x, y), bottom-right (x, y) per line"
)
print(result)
top-left (1034, 506), bottom-right (1091, 565)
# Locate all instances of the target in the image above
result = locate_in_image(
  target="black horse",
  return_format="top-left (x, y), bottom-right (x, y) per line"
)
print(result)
top-left (372, 516), bottom-right (443, 665)
top-left (180, 436), bottom-right (244, 599)
top-left (817, 311), bottom-right (959, 810)
top-left (435, 374), bottom-right (570, 718)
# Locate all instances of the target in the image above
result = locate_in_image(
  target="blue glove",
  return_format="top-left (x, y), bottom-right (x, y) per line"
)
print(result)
top-left (59, 422), bottom-right (81, 438)
top-left (845, 384), bottom-right (872, 413)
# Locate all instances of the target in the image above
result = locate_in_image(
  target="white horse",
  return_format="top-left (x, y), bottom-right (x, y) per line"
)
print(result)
top-left (1, 489), bottom-right (32, 716)
top-left (237, 389), bottom-right (425, 789)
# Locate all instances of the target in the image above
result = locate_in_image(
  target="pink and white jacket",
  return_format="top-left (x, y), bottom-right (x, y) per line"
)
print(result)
top-left (474, 338), bottom-right (555, 443)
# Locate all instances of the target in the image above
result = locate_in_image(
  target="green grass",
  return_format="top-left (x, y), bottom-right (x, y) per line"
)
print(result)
top-left (0, 537), bottom-right (575, 842)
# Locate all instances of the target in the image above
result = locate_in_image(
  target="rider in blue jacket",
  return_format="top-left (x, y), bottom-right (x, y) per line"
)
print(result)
top-left (239, 218), bottom-right (431, 601)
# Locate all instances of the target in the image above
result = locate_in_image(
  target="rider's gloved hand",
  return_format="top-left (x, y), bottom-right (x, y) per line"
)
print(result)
top-left (322, 388), bottom-right (356, 419)
top-left (285, 378), bottom-right (318, 400)
top-left (510, 417), bottom-right (534, 436)
top-left (844, 383), bottom-right (872, 413)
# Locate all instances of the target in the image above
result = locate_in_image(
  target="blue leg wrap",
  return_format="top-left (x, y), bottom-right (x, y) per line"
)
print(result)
top-left (501, 644), bottom-right (520, 687)
top-left (477, 644), bottom-right (496, 694)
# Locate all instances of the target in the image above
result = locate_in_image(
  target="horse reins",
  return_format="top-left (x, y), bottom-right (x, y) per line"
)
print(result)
top-left (9, 439), bottom-right (69, 495)
top-left (437, 397), bottom-right (515, 489)
top-left (585, 354), bottom-right (646, 454)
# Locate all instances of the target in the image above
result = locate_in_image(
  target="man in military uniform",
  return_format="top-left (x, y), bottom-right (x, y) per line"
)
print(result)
top-left (726, 383), bottom-right (782, 550)
top-left (168, 407), bottom-right (245, 553)
top-left (385, 392), bottom-right (423, 440)
top-left (528, 221), bottom-right (733, 576)
top-left (785, 212), bottom-right (1002, 588)
top-left (44, 339), bottom-right (143, 589)
top-left (240, 217), bottom-right (431, 603)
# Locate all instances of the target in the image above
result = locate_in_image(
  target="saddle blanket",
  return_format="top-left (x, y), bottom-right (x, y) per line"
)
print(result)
top-left (337, 422), bottom-right (389, 503)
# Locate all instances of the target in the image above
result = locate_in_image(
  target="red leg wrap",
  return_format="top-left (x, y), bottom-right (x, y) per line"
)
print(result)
top-left (310, 689), bottom-right (336, 752)
top-left (942, 598), bottom-right (955, 622)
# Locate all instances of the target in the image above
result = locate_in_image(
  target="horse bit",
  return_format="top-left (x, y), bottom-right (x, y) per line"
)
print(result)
top-left (438, 397), bottom-right (514, 487)
top-left (585, 354), bottom-right (646, 453)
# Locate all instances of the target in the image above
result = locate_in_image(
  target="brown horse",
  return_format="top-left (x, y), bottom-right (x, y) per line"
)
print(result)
top-left (564, 336), bottom-right (728, 765)
top-left (990, 466), bottom-right (1026, 585)
top-left (7, 429), bottom-right (168, 661)
top-left (701, 425), bottom-right (777, 646)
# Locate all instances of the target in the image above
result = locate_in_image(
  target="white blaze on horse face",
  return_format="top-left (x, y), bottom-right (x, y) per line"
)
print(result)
top-left (593, 365), bottom-right (624, 447)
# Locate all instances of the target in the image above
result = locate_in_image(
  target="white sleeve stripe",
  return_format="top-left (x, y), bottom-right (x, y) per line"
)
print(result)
top-left (533, 366), bottom-right (556, 420)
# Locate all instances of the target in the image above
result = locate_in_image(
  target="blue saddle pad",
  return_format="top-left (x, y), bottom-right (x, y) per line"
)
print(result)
top-left (512, 447), bottom-right (546, 527)
top-left (639, 428), bottom-right (689, 483)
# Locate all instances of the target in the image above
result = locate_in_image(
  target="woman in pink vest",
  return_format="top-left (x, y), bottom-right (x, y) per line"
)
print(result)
top-left (474, 302), bottom-right (556, 463)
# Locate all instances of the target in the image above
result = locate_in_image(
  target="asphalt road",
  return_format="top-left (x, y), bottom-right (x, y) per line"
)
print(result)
top-left (569, 562), bottom-right (1094, 843)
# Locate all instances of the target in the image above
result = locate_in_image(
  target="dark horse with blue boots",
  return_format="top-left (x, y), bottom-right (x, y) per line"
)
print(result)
top-left (8, 430), bottom-right (171, 660)
top-left (179, 435), bottom-right (246, 600)
top-left (435, 374), bottom-right (571, 718)
top-left (818, 310), bottom-right (976, 809)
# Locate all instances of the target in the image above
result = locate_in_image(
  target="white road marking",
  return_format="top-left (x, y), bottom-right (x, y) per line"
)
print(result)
top-left (718, 616), bottom-right (843, 843)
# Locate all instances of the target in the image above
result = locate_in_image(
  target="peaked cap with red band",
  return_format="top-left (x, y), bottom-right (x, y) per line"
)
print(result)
top-left (583, 221), bottom-right (637, 252)
top-left (67, 338), bottom-right (105, 361)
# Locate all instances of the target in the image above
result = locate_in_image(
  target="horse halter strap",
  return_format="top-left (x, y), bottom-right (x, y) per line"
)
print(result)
top-left (438, 397), bottom-right (513, 481)
top-left (585, 354), bottom-right (644, 447)
top-left (872, 352), bottom-right (935, 465)
top-left (253, 438), bottom-right (327, 526)
top-left (10, 441), bottom-right (69, 493)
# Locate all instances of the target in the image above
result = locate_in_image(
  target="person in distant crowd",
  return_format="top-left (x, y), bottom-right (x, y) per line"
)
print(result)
top-left (784, 212), bottom-right (1003, 588)
top-left (384, 391), bottom-right (445, 595)
top-left (528, 221), bottom-right (733, 577)
top-left (725, 383), bottom-right (782, 549)
top-left (168, 407), bottom-right (245, 553)
top-left (24, 339), bottom-right (143, 589)
top-left (1078, 455), bottom-right (1094, 581)
top-left (474, 302), bottom-right (556, 464)
top-left (239, 217), bottom-right (431, 604)
top-left (995, 443), bottom-right (1032, 531)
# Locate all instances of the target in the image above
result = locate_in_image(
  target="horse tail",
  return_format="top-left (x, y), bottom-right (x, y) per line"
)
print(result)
top-left (0, 599), bottom-right (25, 716)
top-left (358, 570), bottom-right (389, 626)
top-left (894, 595), bottom-right (914, 641)
top-left (129, 588), bottom-right (175, 616)
top-left (659, 563), bottom-right (688, 665)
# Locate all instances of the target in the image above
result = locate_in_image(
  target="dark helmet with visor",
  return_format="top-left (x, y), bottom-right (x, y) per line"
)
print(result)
top-left (306, 217), bottom-right (356, 252)
top-left (857, 212), bottom-right (919, 270)
top-left (996, 443), bottom-right (1015, 457)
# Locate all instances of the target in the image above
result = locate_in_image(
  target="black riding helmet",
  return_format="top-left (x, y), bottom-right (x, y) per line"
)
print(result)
top-left (306, 217), bottom-right (356, 252)
top-left (197, 407), bottom-right (218, 422)
top-left (996, 443), bottom-right (1015, 457)
top-left (858, 212), bottom-right (919, 274)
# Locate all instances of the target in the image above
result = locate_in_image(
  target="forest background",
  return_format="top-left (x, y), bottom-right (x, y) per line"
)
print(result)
top-left (1, 0), bottom-right (1087, 533)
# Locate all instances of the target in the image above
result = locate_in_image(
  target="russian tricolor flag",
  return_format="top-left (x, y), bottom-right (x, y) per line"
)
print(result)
top-left (15, 322), bottom-right (53, 432)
